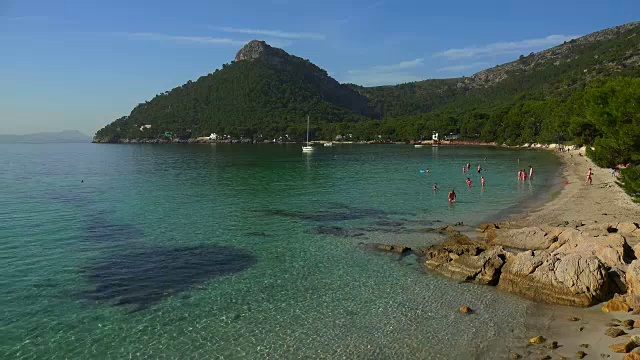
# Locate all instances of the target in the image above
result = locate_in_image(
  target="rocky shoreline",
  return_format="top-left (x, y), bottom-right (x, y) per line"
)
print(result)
top-left (379, 220), bottom-right (639, 306)
top-left (375, 148), bottom-right (640, 358)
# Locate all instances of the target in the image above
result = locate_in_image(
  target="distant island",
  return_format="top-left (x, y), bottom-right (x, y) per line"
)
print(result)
top-left (0, 130), bottom-right (91, 144)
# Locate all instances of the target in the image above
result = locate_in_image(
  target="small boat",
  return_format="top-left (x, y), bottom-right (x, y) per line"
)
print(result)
top-left (302, 115), bottom-right (314, 152)
top-left (324, 142), bottom-right (333, 147)
top-left (414, 144), bottom-right (424, 148)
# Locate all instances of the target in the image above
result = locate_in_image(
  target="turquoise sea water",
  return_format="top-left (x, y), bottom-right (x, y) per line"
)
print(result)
top-left (0, 143), bottom-right (561, 359)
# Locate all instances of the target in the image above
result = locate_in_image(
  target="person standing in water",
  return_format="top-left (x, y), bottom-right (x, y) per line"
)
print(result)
top-left (466, 177), bottom-right (472, 187)
top-left (467, 163), bottom-right (471, 170)
top-left (481, 176), bottom-right (485, 187)
top-left (585, 168), bottom-right (593, 185)
top-left (448, 189), bottom-right (456, 202)
top-left (433, 183), bottom-right (438, 192)
top-left (529, 166), bottom-right (534, 180)
top-left (462, 167), bottom-right (466, 173)
top-left (477, 164), bottom-right (482, 173)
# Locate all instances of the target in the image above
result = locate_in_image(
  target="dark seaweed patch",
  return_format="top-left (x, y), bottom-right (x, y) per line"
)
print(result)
top-left (79, 245), bottom-right (256, 311)
top-left (310, 226), bottom-right (366, 237)
top-left (84, 217), bottom-right (144, 244)
top-left (257, 204), bottom-right (409, 223)
top-left (245, 231), bottom-right (271, 237)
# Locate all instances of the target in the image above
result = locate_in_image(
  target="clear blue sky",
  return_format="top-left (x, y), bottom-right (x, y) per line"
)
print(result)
top-left (0, 0), bottom-right (637, 136)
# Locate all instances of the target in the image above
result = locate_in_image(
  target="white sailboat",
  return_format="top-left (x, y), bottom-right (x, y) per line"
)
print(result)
top-left (302, 115), bottom-right (314, 152)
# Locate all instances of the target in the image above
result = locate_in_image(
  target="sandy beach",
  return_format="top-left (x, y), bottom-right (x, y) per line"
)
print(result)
top-left (516, 150), bottom-right (640, 227)
top-left (505, 149), bottom-right (640, 360)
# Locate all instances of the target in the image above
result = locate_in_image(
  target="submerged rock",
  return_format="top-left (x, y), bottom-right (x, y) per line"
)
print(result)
top-left (576, 351), bottom-right (587, 359)
top-left (376, 244), bottom-right (410, 254)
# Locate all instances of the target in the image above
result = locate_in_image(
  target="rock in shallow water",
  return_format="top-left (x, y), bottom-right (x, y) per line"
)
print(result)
top-left (428, 246), bottom-right (505, 285)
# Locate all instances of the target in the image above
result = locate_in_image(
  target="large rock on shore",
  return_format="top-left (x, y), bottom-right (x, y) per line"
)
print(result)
top-left (625, 261), bottom-right (640, 308)
top-left (428, 246), bottom-right (506, 285)
top-left (413, 221), bottom-right (640, 307)
top-left (551, 231), bottom-right (633, 269)
top-left (491, 226), bottom-right (559, 250)
top-left (423, 233), bottom-right (505, 285)
top-left (497, 251), bottom-right (610, 306)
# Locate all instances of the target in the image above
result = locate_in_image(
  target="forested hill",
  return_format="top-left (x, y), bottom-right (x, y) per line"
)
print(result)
top-left (355, 21), bottom-right (640, 119)
top-left (95, 40), bottom-right (374, 142)
top-left (95, 21), bottom-right (640, 144)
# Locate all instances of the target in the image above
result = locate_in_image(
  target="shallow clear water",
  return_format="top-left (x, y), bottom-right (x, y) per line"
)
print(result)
top-left (0, 143), bottom-right (561, 359)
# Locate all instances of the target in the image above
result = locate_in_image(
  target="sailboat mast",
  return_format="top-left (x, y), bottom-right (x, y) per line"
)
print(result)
top-left (306, 115), bottom-right (310, 145)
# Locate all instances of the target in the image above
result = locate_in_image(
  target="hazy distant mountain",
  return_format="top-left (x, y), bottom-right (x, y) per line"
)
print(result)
top-left (0, 130), bottom-right (92, 144)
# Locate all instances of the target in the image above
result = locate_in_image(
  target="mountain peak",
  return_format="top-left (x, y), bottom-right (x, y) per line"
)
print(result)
top-left (234, 40), bottom-right (289, 63)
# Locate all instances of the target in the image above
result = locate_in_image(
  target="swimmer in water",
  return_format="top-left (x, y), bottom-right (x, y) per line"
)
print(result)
top-left (433, 183), bottom-right (438, 192)
top-left (466, 177), bottom-right (472, 187)
top-left (448, 189), bottom-right (456, 202)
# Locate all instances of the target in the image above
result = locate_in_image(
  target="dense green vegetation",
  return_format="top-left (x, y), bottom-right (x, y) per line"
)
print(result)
top-left (94, 22), bottom-right (640, 199)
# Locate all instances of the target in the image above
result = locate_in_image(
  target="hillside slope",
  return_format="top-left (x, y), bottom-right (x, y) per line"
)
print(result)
top-left (94, 22), bottom-right (640, 143)
top-left (357, 21), bottom-right (640, 119)
top-left (95, 41), bottom-right (373, 142)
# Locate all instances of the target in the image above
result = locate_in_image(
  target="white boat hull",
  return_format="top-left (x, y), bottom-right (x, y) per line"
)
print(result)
top-left (302, 146), bottom-right (314, 152)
